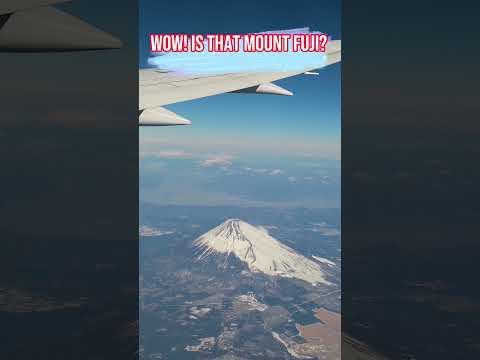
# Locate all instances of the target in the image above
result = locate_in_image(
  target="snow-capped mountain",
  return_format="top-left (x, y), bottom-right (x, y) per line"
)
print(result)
top-left (193, 219), bottom-right (331, 285)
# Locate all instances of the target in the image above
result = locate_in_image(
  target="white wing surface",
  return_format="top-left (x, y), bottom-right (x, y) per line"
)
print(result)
top-left (139, 40), bottom-right (341, 126)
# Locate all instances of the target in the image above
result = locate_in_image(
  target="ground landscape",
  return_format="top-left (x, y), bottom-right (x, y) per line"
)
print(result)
top-left (140, 205), bottom-right (341, 360)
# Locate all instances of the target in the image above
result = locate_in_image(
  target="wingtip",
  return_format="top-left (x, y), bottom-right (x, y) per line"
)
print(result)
top-left (93, 30), bottom-right (123, 49)
top-left (0, 6), bottom-right (124, 52)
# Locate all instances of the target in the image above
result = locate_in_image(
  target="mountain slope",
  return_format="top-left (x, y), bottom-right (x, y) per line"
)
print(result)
top-left (193, 219), bottom-right (331, 285)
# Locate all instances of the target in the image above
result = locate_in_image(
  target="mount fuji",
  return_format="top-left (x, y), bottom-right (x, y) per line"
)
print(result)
top-left (193, 219), bottom-right (331, 286)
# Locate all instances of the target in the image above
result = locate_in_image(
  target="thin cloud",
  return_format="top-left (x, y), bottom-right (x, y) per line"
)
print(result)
top-left (140, 149), bottom-right (194, 159)
top-left (243, 167), bottom-right (283, 176)
top-left (200, 154), bottom-right (233, 167)
top-left (140, 133), bottom-right (340, 161)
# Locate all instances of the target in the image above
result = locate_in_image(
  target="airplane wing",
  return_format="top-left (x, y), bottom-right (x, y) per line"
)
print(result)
top-left (0, 0), bottom-right (122, 51)
top-left (139, 40), bottom-right (341, 126)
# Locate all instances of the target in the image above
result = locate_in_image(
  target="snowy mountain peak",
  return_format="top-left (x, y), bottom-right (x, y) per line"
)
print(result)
top-left (193, 219), bottom-right (331, 286)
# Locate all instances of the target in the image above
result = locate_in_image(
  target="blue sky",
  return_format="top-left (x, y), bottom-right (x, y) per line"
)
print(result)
top-left (140, 0), bottom-right (341, 208)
